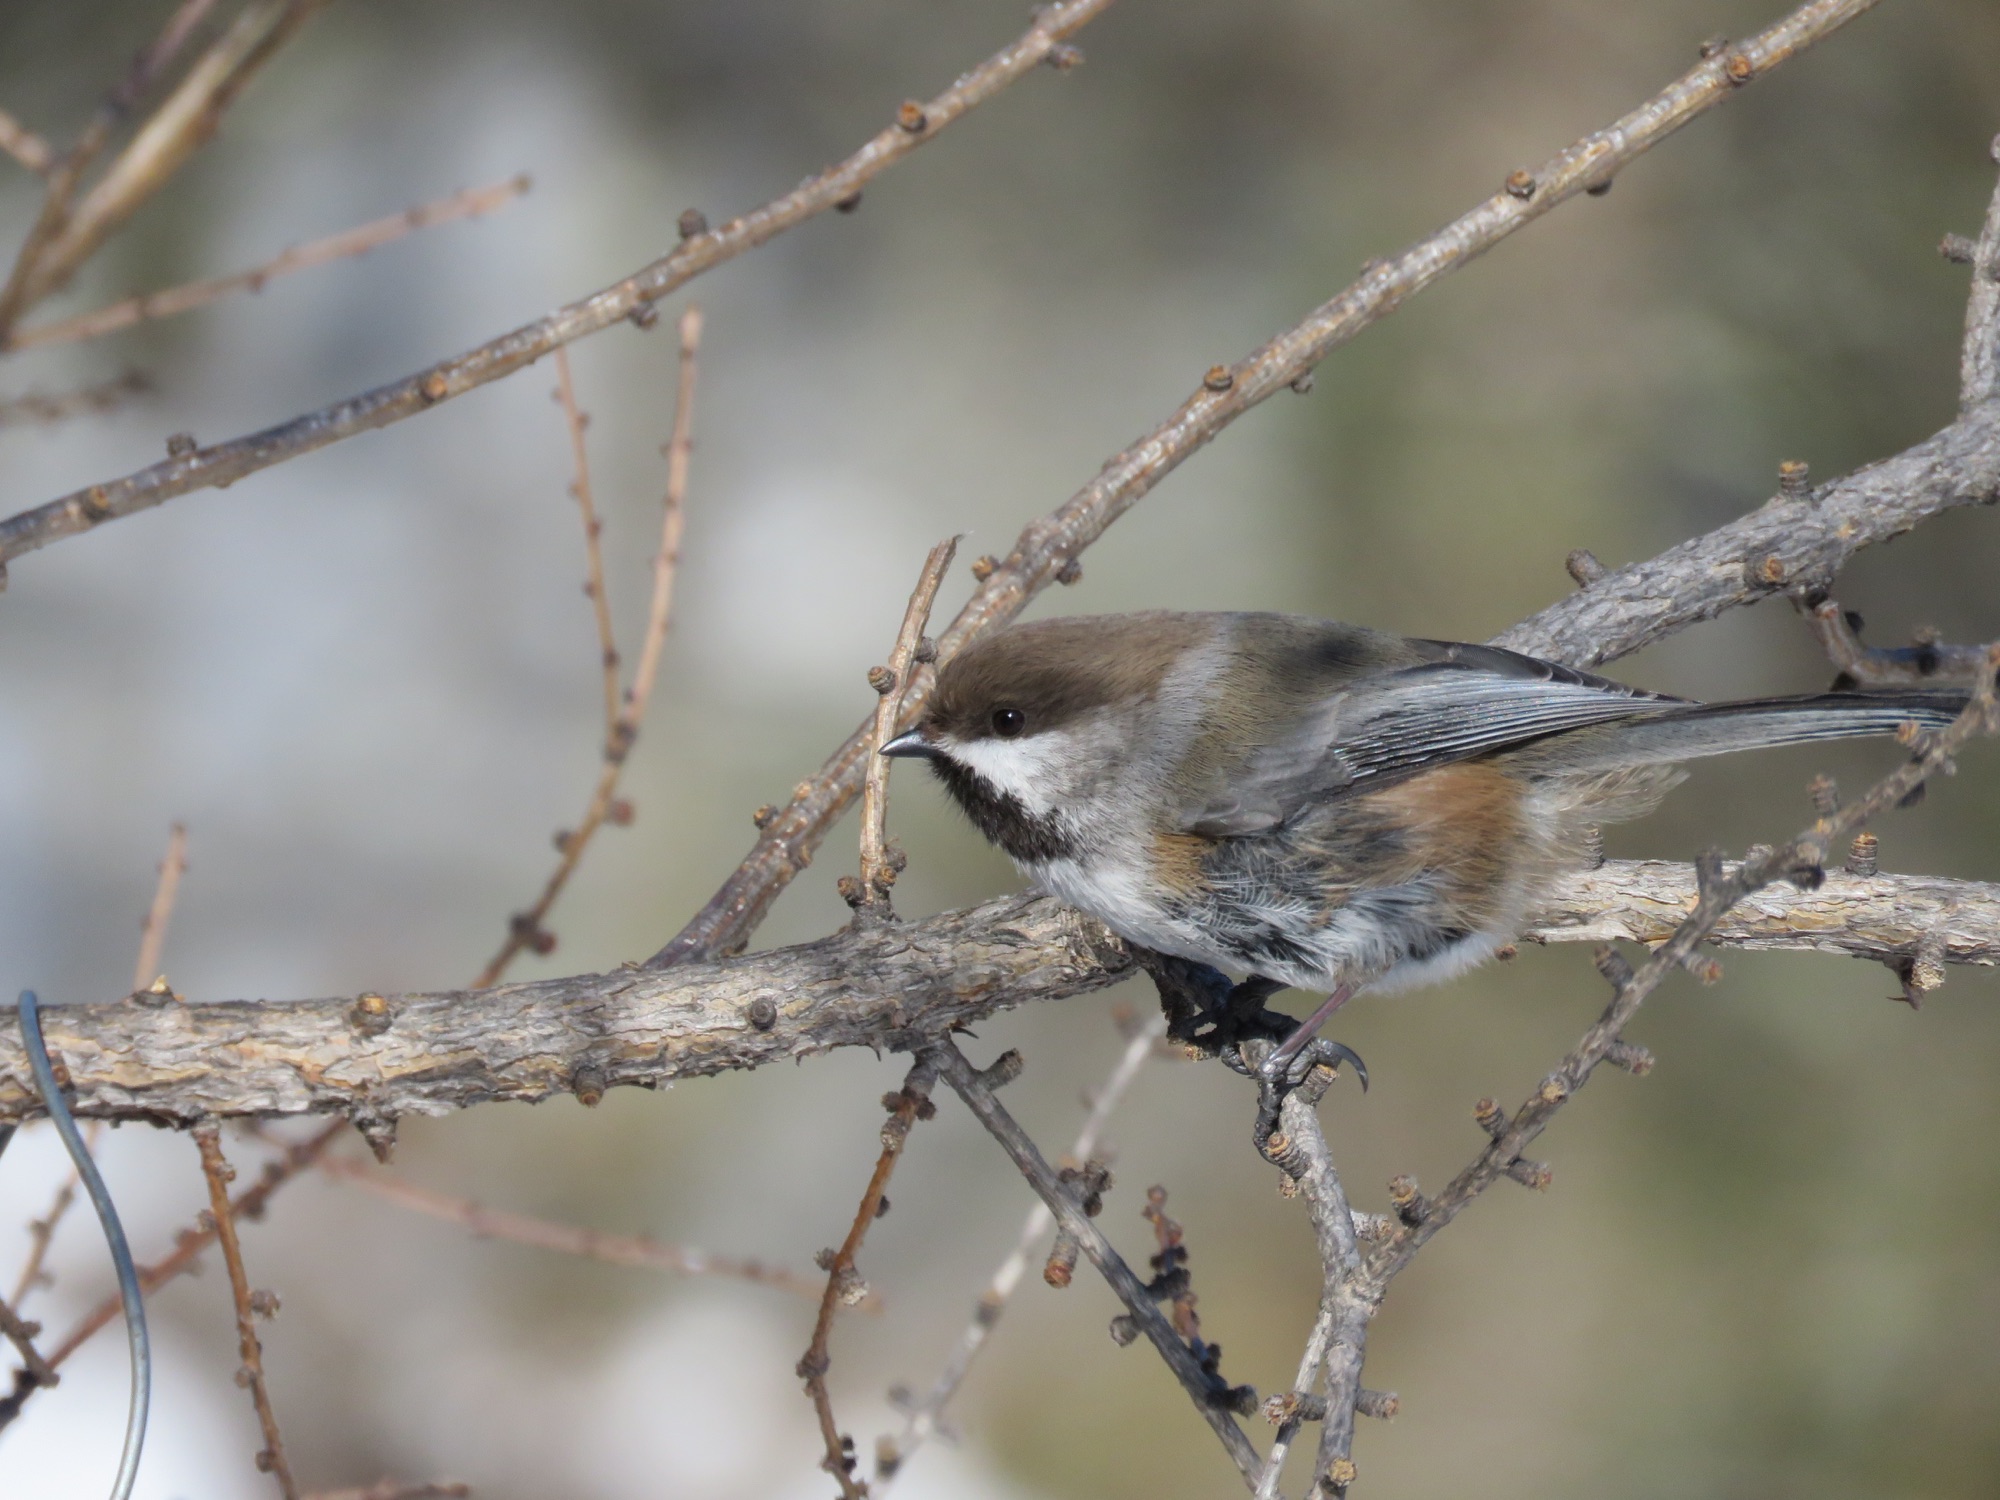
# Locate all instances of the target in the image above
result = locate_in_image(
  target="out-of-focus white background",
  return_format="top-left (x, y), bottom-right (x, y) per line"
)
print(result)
top-left (1, 2), bottom-right (1997, 1496)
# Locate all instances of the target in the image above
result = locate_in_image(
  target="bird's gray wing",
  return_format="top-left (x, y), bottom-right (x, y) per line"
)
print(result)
top-left (1179, 643), bottom-right (1686, 837)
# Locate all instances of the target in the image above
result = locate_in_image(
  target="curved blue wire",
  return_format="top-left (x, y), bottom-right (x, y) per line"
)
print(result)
top-left (16, 990), bottom-right (149, 1500)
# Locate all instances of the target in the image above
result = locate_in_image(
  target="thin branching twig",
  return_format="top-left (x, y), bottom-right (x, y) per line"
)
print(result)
top-left (851, 537), bottom-right (958, 920)
top-left (316, 1154), bottom-right (832, 1302)
top-left (6, 176), bottom-right (530, 352)
top-left (470, 305), bottom-right (702, 987)
top-left (927, 1037), bottom-right (1263, 1489)
top-left (194, 1123), bottom-right (297, 1499)
top-left (801, 1060), bottom-right (938, 1499)
top-left (877, 1009), bottom-right (1167, 1489)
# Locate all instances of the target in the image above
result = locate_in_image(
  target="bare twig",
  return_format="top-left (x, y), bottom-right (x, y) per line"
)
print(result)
top-left (620, 305), bottom-right (703, 744)
top-left (1799, 599), bottom-right (1994, 689)
top-left (0, 1294), bottom-right (57, 1392)
top-left (6, 176), bottom-right (531, 352)
top-left (45, 1121), bottom-right (341, 1370)
top-left (132, 821), bottom-right (188, 992)
top-left (552, 347), bottom-right (621, 741)
top-left (800, 1060), bottom-right (937, 1499)
top-left (0, 109), bottom-right (53, 175)
top-left (927, 1037), bottom-right (1263, 1489)
top-left (193, 1123), bottom-right (298, 1500)
top-left (878, 1009), bottom-right (1168, 1489)
top-left (854, 538), bottom-right (959, 919)
top-left (1253, 1069), bottom-right (1365, 1500)
top-left (315, 1154), bottom-right (829, 1301)
top-left (469, 305), bottom-right (703, 988)
top-left (0, 0), bottom-right (1115, 566)
top-left (650, 0), bottom-right (1895, 970)
top-left (0, 370), bottom-right (150, 430)
top-left (1, 0), bottom-right (330, 333)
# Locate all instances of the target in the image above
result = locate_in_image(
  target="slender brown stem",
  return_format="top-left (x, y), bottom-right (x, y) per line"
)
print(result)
top-left (468, 307), bottom-right (703, 989)
top-left (316, 1154), bottom-right (831, 1301)
top-left (194, 1123), bottom-right (299, 1500)
top-left (854, 538), bottom-right (958, 918)
top-left (133, 821), bottom-right (189, 992)
top-left (552, 347), bottom-right (622, 742)
top-left (800, 1060), bottom-right (937, 1499)
top-left (6, 176), bottom-right (530, 352)
top-left (620, 305), bottom-right (704, 741)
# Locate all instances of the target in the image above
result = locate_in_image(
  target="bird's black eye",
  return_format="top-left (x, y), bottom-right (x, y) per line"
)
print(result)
top-left (991, 707), bottom-right (1026, 738)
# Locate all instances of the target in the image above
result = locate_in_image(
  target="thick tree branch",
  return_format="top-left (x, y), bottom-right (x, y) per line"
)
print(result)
top-left (651, 0), bottom-right (1891, 968)
top-left (0, 0), bottom-right (1115, 568)
top-left (3, 859), bottom-right (1991, 1128)
top-left (1495, 407), bottom-right (2000, 669)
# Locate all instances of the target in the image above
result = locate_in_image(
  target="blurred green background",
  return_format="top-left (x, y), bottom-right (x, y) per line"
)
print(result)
top-left (1, 2), bottom-right (1997, 1497)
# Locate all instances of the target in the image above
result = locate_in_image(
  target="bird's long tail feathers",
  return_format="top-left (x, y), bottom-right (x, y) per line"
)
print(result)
top-left (1519, 690), bottom-right (1968, 775)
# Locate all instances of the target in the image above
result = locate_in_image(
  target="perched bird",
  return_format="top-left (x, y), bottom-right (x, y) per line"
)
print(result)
top-left (882, 612), bottom-right (1964, 1081)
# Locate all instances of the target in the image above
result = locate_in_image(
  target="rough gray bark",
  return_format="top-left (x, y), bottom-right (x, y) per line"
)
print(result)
top-left (4, 863), bottom-right (1991, 1128)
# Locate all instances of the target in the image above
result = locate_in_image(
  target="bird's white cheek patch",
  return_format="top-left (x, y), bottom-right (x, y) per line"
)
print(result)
top-left (940, 732), bottom-right (1082, 816)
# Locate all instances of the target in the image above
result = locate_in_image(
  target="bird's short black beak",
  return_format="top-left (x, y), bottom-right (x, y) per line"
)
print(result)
top-left (880, 729), bottom-right (941, 760)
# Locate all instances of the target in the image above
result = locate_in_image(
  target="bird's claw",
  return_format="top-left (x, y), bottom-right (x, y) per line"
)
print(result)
top-left (1255, 1036), bottom-right (1368, 1092)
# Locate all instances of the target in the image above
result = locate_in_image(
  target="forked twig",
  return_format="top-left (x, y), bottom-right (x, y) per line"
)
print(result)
top-left (877, 1009), bottom-right (1168, 1489)
top-left (194, 1123), bottom-right (297, 1499)
top-left (927, 1037), bottom-right (1262, 1490)
top-left (6, 176), bottom-right (530, 352)
top-left (471, 306), bottom-right (703, 988)
top-left (800, 1060), bottom-right (938, 1499)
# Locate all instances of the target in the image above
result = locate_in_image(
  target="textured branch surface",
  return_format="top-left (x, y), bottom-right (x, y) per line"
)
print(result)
top-left (1496, 406), bottom-right (2000, 670)
top-left (4, 861), bottom-right (1989, 1128)
top-left (1530, 860), bottom-right (2000, 966)
top-left (0, 0), bottom-right (1114, 565)
top-left (0, 895), bottom-right (1132, 1125)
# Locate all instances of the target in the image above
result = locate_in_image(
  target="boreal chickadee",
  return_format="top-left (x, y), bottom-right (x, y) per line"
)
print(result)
top-left (882, 611), bottom-right (1965, 1080)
